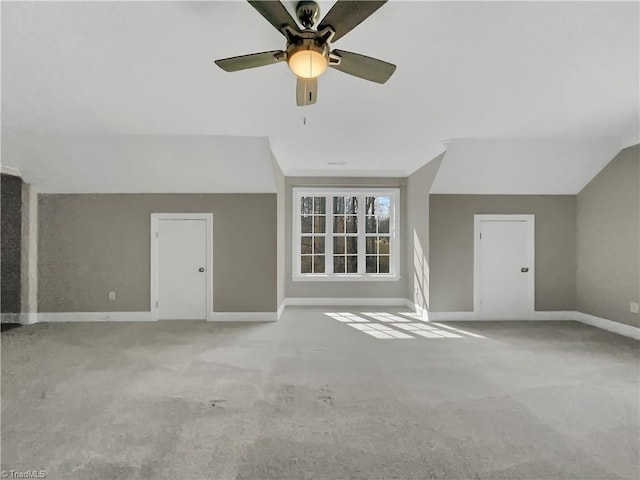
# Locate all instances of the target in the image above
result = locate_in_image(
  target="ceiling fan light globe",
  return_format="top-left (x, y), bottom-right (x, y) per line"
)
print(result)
top-left (288, 49), bottom-right (328, 79)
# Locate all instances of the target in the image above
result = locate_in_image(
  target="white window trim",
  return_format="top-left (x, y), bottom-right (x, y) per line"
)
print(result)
top-left (292, 187), bottom-right (400, 282)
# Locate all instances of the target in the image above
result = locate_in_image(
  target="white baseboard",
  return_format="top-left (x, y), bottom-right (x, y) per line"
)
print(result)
top-left (531, 311), bottom-right (577, 321)
top-left (37, 311), bottom-right (154, 322)
top-left (209, 312), bottom-right (277, 322)
top-left (1, 313), bottom-right (23, 324)
top-left (2, 312), bottom-right (43, 325)
top-left (428, 310), bottom-right (639, 340)
top-left (429, 311), bottom-right (478, 321)
top-left (429, 311), bottom-right (575, 322)
top-left (7, 308), bottom-right (636, 339)
top-left (573, 311), bottom-right (640, 340)
top-left (283, 297), bottom-right (412, 308)
top-left (21, 311), bottom-right (276, 323)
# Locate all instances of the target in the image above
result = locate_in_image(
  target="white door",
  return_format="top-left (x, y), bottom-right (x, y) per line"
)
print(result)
top-left (476, 218), bottom-right (533, 319)
top-left (157, 219), bottom-right (208, 320)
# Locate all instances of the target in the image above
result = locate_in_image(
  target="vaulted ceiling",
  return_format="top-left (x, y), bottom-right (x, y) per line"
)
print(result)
top-left (2, 1), bottom-right (638, 193)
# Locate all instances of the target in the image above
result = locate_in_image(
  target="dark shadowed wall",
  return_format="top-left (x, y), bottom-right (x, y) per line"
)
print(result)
top-left (1, 174), bottom-right (22, 314)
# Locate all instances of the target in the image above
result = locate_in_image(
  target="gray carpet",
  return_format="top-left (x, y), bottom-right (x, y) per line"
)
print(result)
top-left (2, 307), bottom-right (639, 479)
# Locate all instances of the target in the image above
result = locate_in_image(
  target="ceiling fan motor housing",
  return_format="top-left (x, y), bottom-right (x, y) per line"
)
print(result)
top-left (296, 1), bottom-right (320, 29)
top-left (286, 37), bottom-right (328, 60)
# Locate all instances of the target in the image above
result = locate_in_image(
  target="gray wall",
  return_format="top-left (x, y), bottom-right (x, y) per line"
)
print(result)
top-left (20, 183), bottom-right (38, 314)
top-left (406, 154), bottom-right (444, 311)
top-left (285, 177), bottom-right (407, 299)
top-left (577, 145), bottom-right (640, 327)
top-left (1, 174), bottom-right (22, 314)
top-left (39, 194), bottom-right (277, 313)
top-left (273, 155), bottom-right (286, 310)
top-left (430, 195), bottom-right (576, 312)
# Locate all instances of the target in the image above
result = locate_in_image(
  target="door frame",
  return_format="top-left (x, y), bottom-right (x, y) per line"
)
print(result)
top-left (473, 214), bottom-right (535, 319)
top-left (150, 213), bottom-right (214, 321)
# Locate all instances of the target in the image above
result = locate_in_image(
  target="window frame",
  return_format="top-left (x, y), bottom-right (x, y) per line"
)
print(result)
top-left (292, 187), bottom-right (400, 282)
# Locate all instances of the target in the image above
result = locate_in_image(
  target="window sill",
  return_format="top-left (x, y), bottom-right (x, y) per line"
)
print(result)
top-left (292, 274), bottom-right (401, 282)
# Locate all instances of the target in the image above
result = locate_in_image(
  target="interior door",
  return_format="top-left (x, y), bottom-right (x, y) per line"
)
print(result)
top-left (477, 220), bottom-right (531, 319)
top-left (157, 219), bottom-right (207, 320)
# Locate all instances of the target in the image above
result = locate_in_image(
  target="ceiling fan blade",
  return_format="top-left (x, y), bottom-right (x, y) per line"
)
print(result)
top-left (317, 1), bottom-right (386, 43)
top-left (330, 49), bottom-right (396, 84)
top-left (247, 1), bottom-right (299, 36)
top-left (296, 77), bottom-right (317, 106)
top-left (215, 50), bottom-right (285, 72)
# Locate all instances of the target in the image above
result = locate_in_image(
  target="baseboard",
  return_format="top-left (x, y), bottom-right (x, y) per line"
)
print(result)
top-left (37, 312), bottom-right (154, 322)
top-left (209, 312), bottom-right (277, 322)
top-left (428, 310), bottom-right (639, 340)
top-left (0, 313), bottom-right (23, 324)
top-left (283, 297), bottom-right (412, 308)
top-left (409, 302), bottom-right (430, 321)
top-left (429, 311), bottom-right (478, 321)
top-left (430, 311), bottom-right (575, 322)
top-left (32, 311), bottom-right (276, 323)
top-left (531, 311), bottom-right (577, 321)
top-left (573, 311), bottom-right (640, 340)
top-left (11, 309), bottom-right (636, 339)
top-left (2, 312), bottom-right (46, 325)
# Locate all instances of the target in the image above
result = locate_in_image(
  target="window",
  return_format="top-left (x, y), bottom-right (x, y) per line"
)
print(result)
top-left (293, 188), bottom-right (400, 281)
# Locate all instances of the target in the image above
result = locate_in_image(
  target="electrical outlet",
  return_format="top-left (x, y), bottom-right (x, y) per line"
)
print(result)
top-left (630, 302), bottom-right (639, 314)
top-left (108, 291), bottom-right (116, 301)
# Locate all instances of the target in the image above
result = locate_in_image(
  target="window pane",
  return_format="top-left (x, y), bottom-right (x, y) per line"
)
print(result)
top-left (301, 237), bottom-right (312, 254)
top-left (314, 216), bottom-right (326, 234)
top-left (346, 196), bottom-right (358, 214)
top-left (378, 216), bottom-right (390, 234)
top-left (346, 256), bottom-right (358, 273)
top-left (301, 197), bottom-right (313, 215)
top-left (301, 255), bottom-right (312, 273)
top-left (366, 237), bottom-right (376, 254)
top-left (301, 215), bottom-right (312, 233)
top-left (314, 255), bottom-right (325, 273)
top-left (298, 190), bottom-right (394, 278)
top-left (379, 255), bottom-right (390, 273)
top-left (376, 197), bottom-right (390, 216)
top-left (379, 236), bottom-right (390, 254)
top-left (346, 216), bottom-right (358, 233)
top-left (366, 256), bottom-right (377, 273)
top-left (365, 196), bottom-right (376, 215)
top-left (366, 216), bottom-right (377, 233)
top-left (346, 237), bottom-right (358, 254)
top-left (314, 197), bottom-right (326, 214)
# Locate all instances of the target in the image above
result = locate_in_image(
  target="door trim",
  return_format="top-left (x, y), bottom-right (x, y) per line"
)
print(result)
top-left (150, 213), bottom-right (214, 321)
top-left (473, 214), bottom-right (535, 319)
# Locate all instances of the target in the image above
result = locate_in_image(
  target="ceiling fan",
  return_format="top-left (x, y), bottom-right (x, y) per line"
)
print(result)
top-left (215, 0), bottom-right (396, 106)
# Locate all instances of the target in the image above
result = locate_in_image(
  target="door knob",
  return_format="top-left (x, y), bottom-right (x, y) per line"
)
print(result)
top-left (198, 267), bottom-right (205, 272)
top-left (521, 267), bottom-right (529, 273)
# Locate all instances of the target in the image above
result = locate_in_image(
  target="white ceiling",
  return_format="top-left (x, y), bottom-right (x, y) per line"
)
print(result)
top-left (2, 1), bottom-right (638, 192)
